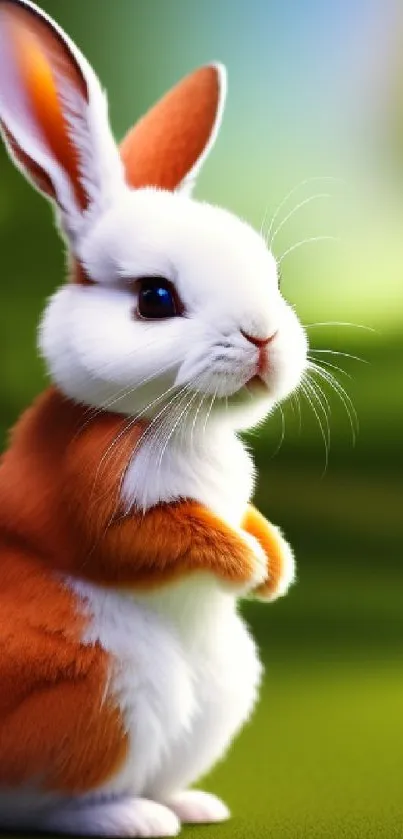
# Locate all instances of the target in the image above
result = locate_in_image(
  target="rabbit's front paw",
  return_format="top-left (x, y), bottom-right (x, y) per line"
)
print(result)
top-left (240, 530), bottom-right (269, 588)
top-left (217, 528), bottom-right (268, 596)
top-left (254, 526), bottom-right (296, 602)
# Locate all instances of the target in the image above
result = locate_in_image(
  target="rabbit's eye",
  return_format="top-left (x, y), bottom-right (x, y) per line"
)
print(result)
top-left (136, 278), bottom-right (180, 320)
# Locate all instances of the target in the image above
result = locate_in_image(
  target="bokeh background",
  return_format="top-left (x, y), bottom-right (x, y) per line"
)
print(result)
top-left (1, 1), bottom-right (402, 837)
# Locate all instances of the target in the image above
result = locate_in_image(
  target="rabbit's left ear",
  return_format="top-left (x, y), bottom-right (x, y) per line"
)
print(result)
top-left (120, 64), bottom-right (227, 195)
top-left (0, 0), bottom-right (124, 242)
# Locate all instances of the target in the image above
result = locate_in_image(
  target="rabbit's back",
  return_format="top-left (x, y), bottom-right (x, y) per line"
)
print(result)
top-left (0, 542), bottom-right (128, 802)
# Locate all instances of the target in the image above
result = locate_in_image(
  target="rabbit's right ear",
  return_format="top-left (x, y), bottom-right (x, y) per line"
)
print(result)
top-left (0, 0), bottom-right (124, 242)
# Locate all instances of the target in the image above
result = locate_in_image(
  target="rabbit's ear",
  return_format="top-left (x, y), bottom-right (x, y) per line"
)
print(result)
top-left (120, 64), bottom-right (226, 195)
top-left (0, 0), bottom-right (124, 242)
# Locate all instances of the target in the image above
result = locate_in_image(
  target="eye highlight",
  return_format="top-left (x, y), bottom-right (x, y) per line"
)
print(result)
top-left (136, 277), bottom-right (181, 320)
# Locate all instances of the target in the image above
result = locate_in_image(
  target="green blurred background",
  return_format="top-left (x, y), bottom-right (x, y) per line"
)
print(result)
top-left (0, 1), bottom-right (402, 837)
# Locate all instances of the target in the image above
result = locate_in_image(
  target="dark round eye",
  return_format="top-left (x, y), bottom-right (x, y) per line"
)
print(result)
top-left (137, 278), bottom-right (180, 320)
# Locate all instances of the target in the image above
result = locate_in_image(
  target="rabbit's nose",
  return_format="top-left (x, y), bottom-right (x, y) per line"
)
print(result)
top-left (241, 330), bottom-right (278, 347)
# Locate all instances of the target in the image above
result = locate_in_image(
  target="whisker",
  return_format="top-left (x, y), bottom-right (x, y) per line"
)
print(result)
top-left (300, 376), bottom-right (329, 472)
top-left (190, 390), bottom-right (207, 449)
top-left (265, 175), bottom-right (344, 243)
top-left (306, 373), bottom-right (332, 430)
top-left (269, 403), bottom-right (286, 459)
top-left (259, 198), bottom-right (272, 236)
top-left (309, 348), bottom-right (368, 364)
top-left (290, 390), bottom-right (302, 434)
top-left (305, 321), bottom-right (377, 333)
top-left (156, 386), bottom-right (200, 473)
top-left (88, 380), bottom-right (185, 505)
top-left (304, 373), bottom-right (331, 452)
top-left (308, 363), bottom-right (359, 443)
top-left (75, 357), bottom-right (180, 437)
top-left (270, 193), bottom-right (332, 246)
top-left (203, 390), bottom-right (217, 438)
top-left (109, 381), bottom-right (195, 518)
top-left (307, 355), bottom-right (353, 380)
top-left (278, 235), bottom-right (340, 264)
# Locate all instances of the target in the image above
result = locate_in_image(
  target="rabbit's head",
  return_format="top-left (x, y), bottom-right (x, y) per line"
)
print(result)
top-left (0, 0), bottom-right (307, 432)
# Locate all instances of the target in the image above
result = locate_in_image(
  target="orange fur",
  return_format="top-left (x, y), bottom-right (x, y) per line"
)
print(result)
top-left (242, 505), bottom-right (290, 599)
top-left (0, 388), bottom-right (260, 590)
top-left (0, 542), bottom-right (128, 792)
top-left (120, 66), bottom-right (220, 191)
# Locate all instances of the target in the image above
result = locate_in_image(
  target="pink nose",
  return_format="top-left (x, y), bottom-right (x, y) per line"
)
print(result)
top-left (241, 330), bottom-right (278, 348)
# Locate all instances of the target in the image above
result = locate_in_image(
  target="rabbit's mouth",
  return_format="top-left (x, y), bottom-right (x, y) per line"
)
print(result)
top-left (245, 374), bottom-right (270, 396)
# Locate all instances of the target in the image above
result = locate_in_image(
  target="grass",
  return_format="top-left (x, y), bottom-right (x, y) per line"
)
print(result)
top-left (195, 659), bottom-right (403, 839)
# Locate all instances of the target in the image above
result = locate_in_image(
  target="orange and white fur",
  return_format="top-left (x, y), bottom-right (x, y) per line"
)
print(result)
top-left (0, 1), bottom-right (307, 835)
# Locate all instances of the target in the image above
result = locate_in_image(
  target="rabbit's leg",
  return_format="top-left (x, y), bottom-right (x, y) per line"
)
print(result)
top-left (0, 625), bottom-right (128, 799)
top-left (152, 610), bottom-right (261, 823)
top-left (39, 797), bottom-right (180, 838)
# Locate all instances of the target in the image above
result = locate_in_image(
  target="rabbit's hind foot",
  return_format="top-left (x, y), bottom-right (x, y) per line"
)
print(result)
top-left (162, 790), bottom-right (230, 824)
top-left (39, 797), bottom-right (181, 837)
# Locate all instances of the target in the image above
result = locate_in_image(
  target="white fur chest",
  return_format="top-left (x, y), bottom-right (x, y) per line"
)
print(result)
top-left (121, 425), bottom-right (255, 527)
top-left (68, 574), bottom-right (262, 801)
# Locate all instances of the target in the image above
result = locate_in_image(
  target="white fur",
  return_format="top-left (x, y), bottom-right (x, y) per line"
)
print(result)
top-left (122, 417), bottom-right (254, 521)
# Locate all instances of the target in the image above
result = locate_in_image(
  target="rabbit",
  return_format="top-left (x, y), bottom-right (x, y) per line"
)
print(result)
top-left (0, 0), bottom-right (308, 836)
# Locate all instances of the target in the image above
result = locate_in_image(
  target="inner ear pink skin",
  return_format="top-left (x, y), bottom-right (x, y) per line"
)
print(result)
top-left (0, 0), bottom-right (90, 211)
top-left (119, 65), bottom-right (221, 191)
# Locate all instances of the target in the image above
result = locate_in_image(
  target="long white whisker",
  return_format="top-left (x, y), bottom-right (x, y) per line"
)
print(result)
top-left (76, 357), bottom-right (180, 435)
top-left (305, 321), bottom-right (377, 333)
top-left (260, 198), bottom-right (272, 236)
top-left (89, 380), bottom-right (185, 502)
top-left (306, 372), bottom-right (332, 429)
top-left (307, 355), bottom-right (353, 380)
top-left (279, 235), bottom-right (340, 264)
top-left (190, 390), bottom-right (207, 449)
top-left (304, 373), bottom-right (331, 453)
top-left (265, 176), bottom-right (344, 243)
top-left (116, 382), bottom-right (195, 514)
top-left (309, 365), bottom-right (358, 443)
top-left (270, 403), bottom-right (286, 459)
top-left (203, 390), bottom-right (217, 438)
top-left (290, 390), bottom-right (302, 434)
top-left (301, 377), bottom-right (329, 471)
top-left (309, 348), bottom-right (368, 364)
top-left (270, 193), bottom-right (332, 246)
top-left (156, 387), bottom-right (200, 471)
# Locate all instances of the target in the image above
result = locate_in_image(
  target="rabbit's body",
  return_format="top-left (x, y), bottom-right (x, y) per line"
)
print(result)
top-left (0, 1), bottom-right (307, 834)
top-left (0, 388), bottom-right (260, 831)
